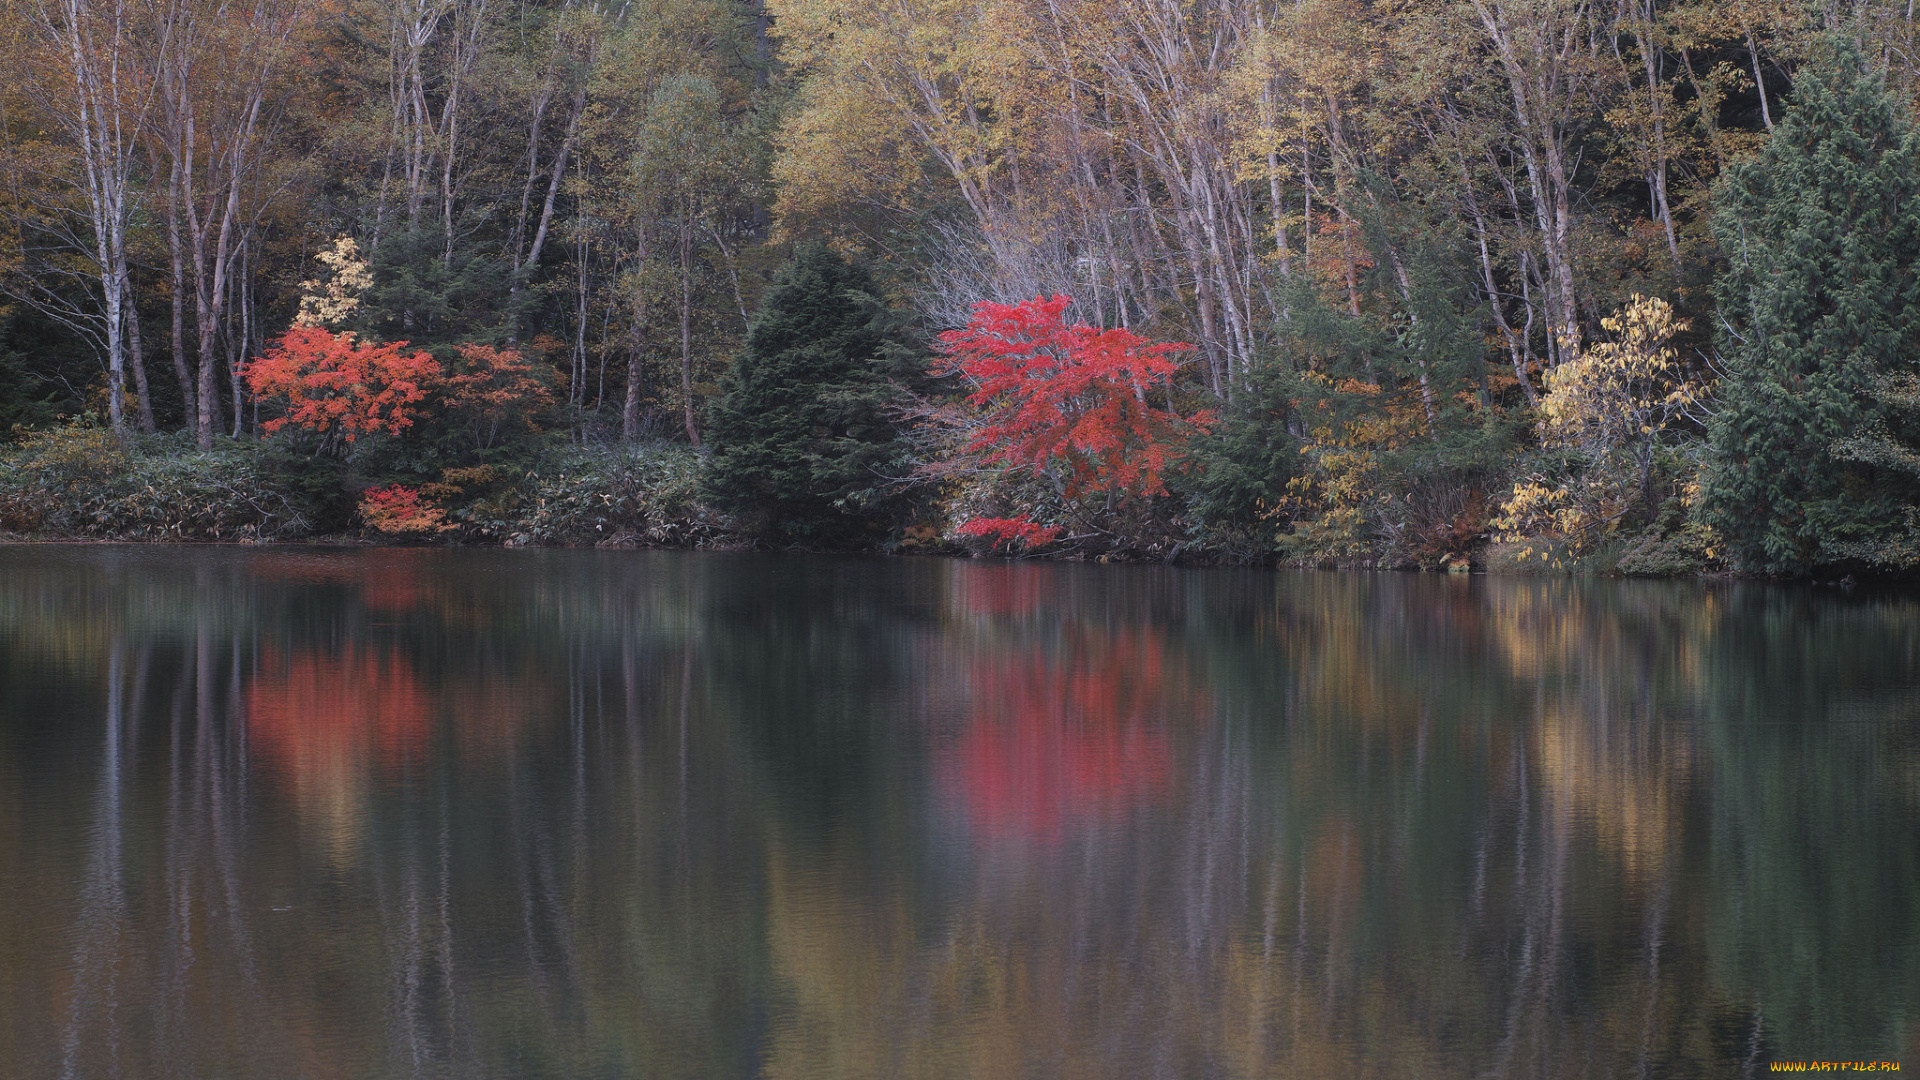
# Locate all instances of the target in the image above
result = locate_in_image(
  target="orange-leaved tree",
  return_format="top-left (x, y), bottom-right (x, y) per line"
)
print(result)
top-left (933, 295), bottom-right (1211, 550)
top-left (442, 343), bottom-right (557, 450)
top-left (245, 327), bottom-right (441, 451)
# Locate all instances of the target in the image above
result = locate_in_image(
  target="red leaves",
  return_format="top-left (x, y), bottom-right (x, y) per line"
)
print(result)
top-left (956, 517), bottom-right (1064, 548)
top-left (935, 295), bottom-right (1212, 550)
top-left (244, 327), bottom-right (440, 444)
top-left (937, 296), bottom-right (1209, 500)
top-left (358, 484), bottom-right (452, 535)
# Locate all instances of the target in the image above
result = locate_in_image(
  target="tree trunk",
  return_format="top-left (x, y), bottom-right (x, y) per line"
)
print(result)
top-left (165, 164), bottom-right (196, 424)
top-left (678, 220), bottom-right (700, 449)
top-left (120, 265), bottom-right (155, 432)
top-left (1474, 0), bottom-right (1591, 365)
top-left (1747, 30), bottom-right (1773, 131)
top-left (622, 226), bottom-right (651, 442)
top-left (1641, 9), bottom-right (1681, 264)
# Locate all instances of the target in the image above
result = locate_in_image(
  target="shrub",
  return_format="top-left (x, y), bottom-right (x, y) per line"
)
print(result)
top-left (244, 327), bottom-right (442, 453)
top-left (451, 445), bottom-right (717, 547)
top-left (440, 343), bottom-right (558, 452)
top-left (0, 421), bottom-right (313, 540)
top-left (359, 484), bottom-right (453, 536)
top-left (929, 294), bottom-right (1210, 555)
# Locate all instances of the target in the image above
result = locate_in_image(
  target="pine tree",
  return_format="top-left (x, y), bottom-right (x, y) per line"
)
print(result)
top-left (1702, 37), bottom-right (1920, 574)
top-left (701, 243), bottom-right (911, 538)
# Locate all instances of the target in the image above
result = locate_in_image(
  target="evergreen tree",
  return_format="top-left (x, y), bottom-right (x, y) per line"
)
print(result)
top-left (360, 226), bottom-right (526, 351)
top-left (701, 243), bottom-right (911, 538)
top-left (1702, 38), bottom-right (1920, 574)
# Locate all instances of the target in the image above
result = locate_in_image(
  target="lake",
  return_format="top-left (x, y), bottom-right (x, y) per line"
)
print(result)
top-left (0, 546), bottom-right (1914, 1078)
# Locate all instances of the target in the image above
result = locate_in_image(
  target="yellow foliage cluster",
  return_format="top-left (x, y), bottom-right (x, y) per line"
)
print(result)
top-left (1273, 371), bottom-right (1465, 560)
top-left (1496, 295), bottom-right (1704, 551)
top-left (1493, 469), bottom-right (1640, 541)
top-left (293, 237), bottom-right (372, 329)
top-left (1537, 294), bottom-right (1698, 455)
top-left (1494, 480), bottom-right (1576, 536)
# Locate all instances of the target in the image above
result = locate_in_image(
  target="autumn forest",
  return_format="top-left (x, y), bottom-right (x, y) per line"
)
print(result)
top-left (4, 0), bottom-right (1920, 574)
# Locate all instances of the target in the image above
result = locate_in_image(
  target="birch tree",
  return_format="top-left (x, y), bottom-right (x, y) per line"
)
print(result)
top-left (5, 0), bottom-right (154, 431)
top-left (150, 0), bottom-right (306, 448)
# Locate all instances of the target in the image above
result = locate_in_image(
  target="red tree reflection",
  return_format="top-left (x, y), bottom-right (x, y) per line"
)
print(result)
top-left (941, 630), bottom-right (1183, 844)
top-left (246, 645), bottom-right (434, 788)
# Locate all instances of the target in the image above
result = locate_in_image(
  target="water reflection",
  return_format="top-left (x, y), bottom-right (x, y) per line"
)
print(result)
top-left (938, 628), bottom-right (1177, 845)
top-left (0, 548), bottom-right (1914, 1078)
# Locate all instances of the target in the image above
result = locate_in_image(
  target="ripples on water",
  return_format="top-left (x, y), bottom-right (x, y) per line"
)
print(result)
top-left (0, 546), bottom-right (1914, 1078)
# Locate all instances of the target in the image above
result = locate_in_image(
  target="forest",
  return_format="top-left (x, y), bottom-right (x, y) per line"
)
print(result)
top-left (2, 0), bottom-right (1919, 574)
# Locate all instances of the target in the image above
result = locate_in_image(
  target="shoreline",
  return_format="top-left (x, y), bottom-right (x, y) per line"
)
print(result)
top-left (0, 533), bottom-right (1854, 587)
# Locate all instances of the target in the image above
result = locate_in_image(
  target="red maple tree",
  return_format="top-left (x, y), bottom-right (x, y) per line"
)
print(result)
top-left (244, 326), bottom-right (441, 448)
top-left (935, 295), bottom-right (1210, 548)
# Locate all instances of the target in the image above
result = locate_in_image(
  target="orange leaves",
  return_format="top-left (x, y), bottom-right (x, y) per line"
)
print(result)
top-left (245, 645), bottom-right (434, 789)
top-left (937, 296), bottom-right (1209, 503)
top-left (246, 331), bottom-right (554, 455)
top-left (441, 343), bottom-right (556, 450)
top-left (358, 484), bottom-right (453, 536)
top-left (244, 327), bottom-right (440, 446)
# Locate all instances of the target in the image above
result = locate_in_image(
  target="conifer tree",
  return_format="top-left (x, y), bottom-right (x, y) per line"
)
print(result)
top-left (1702, 38), bottom-right (1920, 574)
top-left (702, 243), bottom-right (911, 538)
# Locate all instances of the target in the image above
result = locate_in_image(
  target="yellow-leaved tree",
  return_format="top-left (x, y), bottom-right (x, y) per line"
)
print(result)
top-left (293, 238), bottom-right (373, 329)
top-left (1497, 295), bottom-right (1703, 551)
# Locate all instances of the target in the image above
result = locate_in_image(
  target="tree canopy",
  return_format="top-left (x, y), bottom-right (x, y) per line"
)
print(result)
top-left (1702, 37), bottom-right (1920, 573)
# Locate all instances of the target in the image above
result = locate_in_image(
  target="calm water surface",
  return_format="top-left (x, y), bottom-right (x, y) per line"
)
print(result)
top-left (1, 546), bottom-right (1915, 1078)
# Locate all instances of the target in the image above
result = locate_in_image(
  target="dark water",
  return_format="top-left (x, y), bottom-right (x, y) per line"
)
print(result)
top-left (0, 547), bottom-right (1915, 1079)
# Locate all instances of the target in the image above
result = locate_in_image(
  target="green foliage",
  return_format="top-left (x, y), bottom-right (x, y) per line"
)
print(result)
top-left (0, 423), bottom-right (712, 548)
top-left (1820, 373), bottom-right (1920, 568)
top-left (631, 75), bottom-right (744, 209)
top-left (457, 445), bottom-right (715, 547)
top-left (0, 423), bottom-right (710, 549)
top-left (1182, 365), bottom-right (1303, 560)
top-left (256, 445), bottom-right (354, 532)
top-left (1261, 242), bottom-right (1521, 568)
top-left (0, 421), bottom-right (313, 540)
top-left (360, 226), bottom-right (527, 351)
top-left (701, 243), bottom-right (915, 539)
top-left (1615, 518), bottom-right (1722, 577)
top-left (0, 350), bottom-right (72, 432)
top-left (0, 309), bottom-right (90, 432)
top-left (1702, 38), bottom-right (1920, 574)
